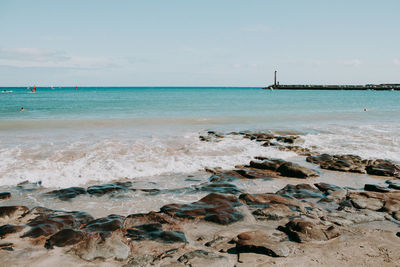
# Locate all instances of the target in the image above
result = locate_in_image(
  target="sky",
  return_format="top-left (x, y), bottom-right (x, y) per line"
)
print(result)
top-left (0, 0), bottom-right (399, 86)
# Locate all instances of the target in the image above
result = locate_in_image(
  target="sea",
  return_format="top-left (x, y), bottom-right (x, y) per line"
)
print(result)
top-left (1, 87), bottom-right (400, 189)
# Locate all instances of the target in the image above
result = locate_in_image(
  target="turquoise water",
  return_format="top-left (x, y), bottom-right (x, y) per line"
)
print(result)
top-left (1, 87), bottom-right (400, 187)
top-left (1, 87), bottom-right (399, 123)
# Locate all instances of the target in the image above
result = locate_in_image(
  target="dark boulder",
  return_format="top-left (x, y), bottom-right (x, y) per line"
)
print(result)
top-left (277, 162), bottom-right (318, 178)
top-left (45, 229), bottom-right (85, 249)
top-left (366, 161), bottom-right (400, 178)
top-left (84, 214), bottom-right (125, 232)
top-left (364, 184), bottom-right (390, 193)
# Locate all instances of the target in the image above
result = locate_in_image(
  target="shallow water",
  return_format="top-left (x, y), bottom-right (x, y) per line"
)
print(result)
top-left (1, 87), bottom-right (399, 189)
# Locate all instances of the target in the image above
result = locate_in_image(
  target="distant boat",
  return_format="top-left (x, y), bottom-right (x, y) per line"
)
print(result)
top-left (1, 90), bottom-right (13, 93)
top-left (50, 86), bottom-right (55, 90)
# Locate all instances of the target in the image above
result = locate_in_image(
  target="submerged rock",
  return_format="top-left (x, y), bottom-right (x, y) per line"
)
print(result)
top-left (87, 182), bottom-right (132, 196)
top-left (44, 187), bottom-right (87, 200)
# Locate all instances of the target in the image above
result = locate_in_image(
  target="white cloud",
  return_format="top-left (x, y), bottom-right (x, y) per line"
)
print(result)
top-left (393, 58), bottom-right (400, 66)
top-left (342, 59), bottom-right (361, 67)
top-left (0, 48), bottom-right (122, 69)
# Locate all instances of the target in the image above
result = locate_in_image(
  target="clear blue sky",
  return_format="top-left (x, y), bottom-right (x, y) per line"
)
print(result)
top-left (0, 0), bottom-right (399, 86)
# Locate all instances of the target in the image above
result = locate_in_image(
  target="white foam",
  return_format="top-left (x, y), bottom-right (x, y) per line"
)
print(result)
top-left (0, 133), bottom-right (296, 188)
top-left (302, 123), bottom-right (400, 163)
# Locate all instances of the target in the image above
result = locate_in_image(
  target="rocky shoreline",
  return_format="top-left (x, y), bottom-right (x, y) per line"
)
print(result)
top-left (0, 131), bottom-right (399, 266)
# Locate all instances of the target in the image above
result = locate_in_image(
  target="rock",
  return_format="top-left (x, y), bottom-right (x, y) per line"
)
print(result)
top-left (45, 229), bottom-right (85, 249)
top-left (319, 189), bottom-right (347, 203)
top-left (123, 254), bottom-right (155, 267)
top-left (240, 193), bottom-right (305, 212)
top-left (348, 192), bottom-right (385, 211)
top-left (84, 214), bottom-right (125, 232)
top-left (252, 204), bottom-right (299, 220)
top-left (366, 160), bottom-right (400, 177)
top-left (208, 170), bottom-right (244, 183)
top-left (277, 162), bottom-right (318, 178)
top-left (276, 136), bottom-right (299, 144)
top-left (314, 183), bottom-right (342, 192)
top-left (87, 182), bottom-right (132, 196)
top-left (364, 184), bottom-right (390, 193)
top-left (386, 180), bottom-right (400, 190)
top-left (0, 242), bottom-right (13, 251)
top-left (125, 211), bottom-right (175, 227)
top-left (276, 184), bottom-right (324, 199)
top-left (74, 232), bottom-right (130, 261)
top-left (161, 193), bottom-right (244, 225)
top-left (393, 211), bottom-right (400, 221)
top-left (195, 182), bottom-right (242, 195)
top-left (279, 219), bottom-right (340, 242)
top-left (307, 154), bottom-right (366, 173)
top-left (44, 187), bottom-right (87, 200)
top-left (0, 192), bottom-right (11, 200)
top-left (0, 206), bottom-right (29, 223)
top-left (126, 223), bottom-right (187, 243)
top-left (324, 209), bottom-right (386, 225)
top-left (235, 230), bottom-right (290, 257)
top-left (178, 250), bottom-right (228, 265)
top-left (249, 159), bottom-right (286, 171)
top-left (0, 224), bottom-right (25, 239)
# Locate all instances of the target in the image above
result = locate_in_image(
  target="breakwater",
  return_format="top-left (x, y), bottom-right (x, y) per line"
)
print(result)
top-left (263, 84), bottom-right (400, 90)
